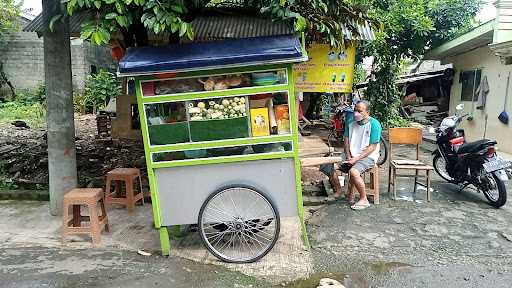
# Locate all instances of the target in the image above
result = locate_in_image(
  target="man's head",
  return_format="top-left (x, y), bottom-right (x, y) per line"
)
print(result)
top-left (354, 100), bottom-right (370, 124)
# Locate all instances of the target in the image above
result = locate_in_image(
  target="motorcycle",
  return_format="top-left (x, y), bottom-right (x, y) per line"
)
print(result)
top-left (432, 104), bottom-right (512, 208)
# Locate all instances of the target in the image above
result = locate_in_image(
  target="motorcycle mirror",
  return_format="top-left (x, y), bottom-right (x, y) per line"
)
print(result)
top-left (455, 104), bottom-right (464, 111)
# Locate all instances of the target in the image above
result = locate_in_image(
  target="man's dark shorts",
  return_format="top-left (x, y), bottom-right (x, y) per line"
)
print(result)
top-left (320, 157), bottom-right (375, 176)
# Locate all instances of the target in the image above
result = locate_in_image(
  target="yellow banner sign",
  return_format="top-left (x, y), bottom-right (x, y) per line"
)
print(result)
top-left (294, 44), bottom-right (356, 93)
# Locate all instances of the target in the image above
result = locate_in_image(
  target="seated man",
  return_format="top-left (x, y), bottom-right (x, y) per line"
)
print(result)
top-left (322, 100), bottom-right (382, 210)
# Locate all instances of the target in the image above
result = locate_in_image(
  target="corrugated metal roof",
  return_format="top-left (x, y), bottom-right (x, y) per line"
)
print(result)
top-left (356, 70), bottom-right (447, 88)
top-left (24, 13), bottom-right (374, 41)
top-left (191, 15), bottom-right (293, 41)
top-left (341, 20), bottom-right (375, 41)
top-left (23, 13), bottom-right (293, 39)
top-left (23, 11), bottom-right (92, 37)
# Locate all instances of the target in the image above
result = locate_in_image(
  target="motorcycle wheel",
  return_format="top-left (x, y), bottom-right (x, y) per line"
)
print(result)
top-left (433, 154), bottom-right (454, 182)
top-left (482, 173), bottom-right (507, 208)
top-left (377, 138), bottom-right (388, 166)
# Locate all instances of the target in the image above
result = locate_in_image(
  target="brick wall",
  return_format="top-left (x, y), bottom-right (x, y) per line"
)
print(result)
top-left (0, 32), bottom-right (116, 93)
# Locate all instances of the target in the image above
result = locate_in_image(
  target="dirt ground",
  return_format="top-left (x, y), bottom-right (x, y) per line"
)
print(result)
top-left (0, 115), bottom-right (146, 189)
top-left (0, 115), bottom-right (330, 191)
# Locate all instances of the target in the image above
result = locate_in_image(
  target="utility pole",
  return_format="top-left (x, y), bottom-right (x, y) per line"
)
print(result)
top-left (42, 0), bottom-right (77, 215)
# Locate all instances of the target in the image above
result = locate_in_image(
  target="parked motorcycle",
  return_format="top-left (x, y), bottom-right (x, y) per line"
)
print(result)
top-left (432, 104), bottom-right (512, 208)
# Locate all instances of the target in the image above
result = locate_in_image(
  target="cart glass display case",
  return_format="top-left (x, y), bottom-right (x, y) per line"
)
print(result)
top-left (144, 92), bottom-right (292, 147)
top-left (119, 35), bottom-right (308, 263)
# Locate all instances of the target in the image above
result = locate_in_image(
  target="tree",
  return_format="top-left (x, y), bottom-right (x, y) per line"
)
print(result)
top-left (61, 0), bottom-right (377, 48)
top-left (0, 0), bottom-right (20, 41)
top-left (43, 0), bottom-right (78, 216)
top-left (362, 0), bottom-right (481, 127)
top-left (261, 0), bottom-right (379, 48)
top-left (84, 70), bottom-right (121, 113)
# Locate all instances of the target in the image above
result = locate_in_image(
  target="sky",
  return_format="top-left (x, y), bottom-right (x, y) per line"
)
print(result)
top-left (20, 0), bottom-right (496, 22)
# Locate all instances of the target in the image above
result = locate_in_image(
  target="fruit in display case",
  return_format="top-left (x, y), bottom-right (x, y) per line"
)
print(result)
top-left (198, 74), bottom-right (250, 91)
top-left (188, 97), bottom-right (247, 121)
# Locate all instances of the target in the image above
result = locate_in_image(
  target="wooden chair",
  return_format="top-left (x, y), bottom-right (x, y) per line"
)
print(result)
top-left (387, 128), bottom-right (433, 201)
top-left (347, 165), bottom-right (380, 204)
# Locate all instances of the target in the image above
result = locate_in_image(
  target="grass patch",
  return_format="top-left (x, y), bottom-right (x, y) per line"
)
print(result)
top-left (0, 101), bottom-right (46, 127)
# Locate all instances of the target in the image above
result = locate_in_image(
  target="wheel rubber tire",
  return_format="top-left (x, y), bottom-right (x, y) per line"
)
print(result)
top-left (482, 174), bottom-right (507, 208)
top-left (433, 154), bottom-right (455, 183)
top-left (197, 185), bottom-right (280, 263)
top-left (377, 138), bottom-right (388, 166)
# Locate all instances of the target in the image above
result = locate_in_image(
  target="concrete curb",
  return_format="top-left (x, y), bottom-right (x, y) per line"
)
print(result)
top-left (0, 190), bottom-right (49, 201)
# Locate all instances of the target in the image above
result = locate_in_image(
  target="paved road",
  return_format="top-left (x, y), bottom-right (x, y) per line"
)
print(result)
top-left (0, 246), bottom-right (269, 288)
top-left (302, 165), bottom-right (512, 288)
top-left (2, 148), bottom-right (512, 287)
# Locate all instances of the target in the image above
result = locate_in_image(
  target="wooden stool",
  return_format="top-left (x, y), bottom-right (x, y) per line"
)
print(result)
top-left (105, 168), bottom-right (144, 213)
top-left (62, 188), bottom-right (109, 245)
top-left (347, 165), bottom-right (380, 204)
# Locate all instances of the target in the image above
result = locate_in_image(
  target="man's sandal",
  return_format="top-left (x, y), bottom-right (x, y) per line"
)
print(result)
top-left (351, 201), bottom-right (370, 210)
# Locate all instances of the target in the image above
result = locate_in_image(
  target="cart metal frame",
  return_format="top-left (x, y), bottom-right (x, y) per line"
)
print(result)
top-left (133, 63), bottom-right (309, 257)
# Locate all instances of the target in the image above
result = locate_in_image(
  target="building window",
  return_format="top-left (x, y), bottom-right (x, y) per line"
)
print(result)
top-left (460, 69), bottom-right (481, 101)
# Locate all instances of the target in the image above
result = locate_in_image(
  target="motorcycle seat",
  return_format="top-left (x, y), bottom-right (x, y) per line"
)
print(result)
top-left (457, 139), bottom-right (497, 154)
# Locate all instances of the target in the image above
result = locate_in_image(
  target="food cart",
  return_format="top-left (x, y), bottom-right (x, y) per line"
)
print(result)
top-left (118, 35), bottom-right (308, 263)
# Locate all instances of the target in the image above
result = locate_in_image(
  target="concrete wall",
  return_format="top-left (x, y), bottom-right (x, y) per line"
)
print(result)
top-left (445, 46), bottom-right (512, 154)
top-left (0, 32), bottom-right (44, 90)
top-left (0, 32), bottom-right (116, 92)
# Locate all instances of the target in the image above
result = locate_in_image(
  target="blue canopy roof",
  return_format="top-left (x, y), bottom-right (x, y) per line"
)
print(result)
top-left (118, 35), bottom-right (305, 76)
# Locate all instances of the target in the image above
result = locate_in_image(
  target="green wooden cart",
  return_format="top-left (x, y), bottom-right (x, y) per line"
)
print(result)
top-left (119, 35), bottom-right (309, 263)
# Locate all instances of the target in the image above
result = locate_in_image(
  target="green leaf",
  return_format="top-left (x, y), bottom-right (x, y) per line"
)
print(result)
top-left (105, 0), bottom-right (115, 3)
top-left (170, 21), bottom-right (179, 33)
top-left (94, 1), bottom-right (101, 9)
top-left (98, 27), bottom-right (111, 43)
top-left (294, 16), bottom-right (306, 31)
top-left (49, 14), bottom-right (62, 32)
top-left (116, 16), bottom-right (128, 27)
top-left (115, 2), bottom-right (124, 14)
top-left (144, 16), bottom-right (155, 28)
top-left (179, 22), bottom-right (187, 37)
top-left (105, 13), bottom-right (117, 20)
top-left (170, 4), bottom-right (183, 13)
top-left (92, 31), bottom-right (102, 45)
top-left (67, 2), bottom-right (74, 16)
top-left (141, 13), bottom-right (149, 23)
top-left (186, 24), bottom-right (194, 40)
top-left (81, 28), bottom-right (94, 40)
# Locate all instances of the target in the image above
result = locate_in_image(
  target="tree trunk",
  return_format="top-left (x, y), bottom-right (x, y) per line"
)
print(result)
top-left (43, 0), bottom-right (77, 216)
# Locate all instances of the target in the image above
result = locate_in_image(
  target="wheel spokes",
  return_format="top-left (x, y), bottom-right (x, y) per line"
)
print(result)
top-left (200, 187), bottom-right (278, 262)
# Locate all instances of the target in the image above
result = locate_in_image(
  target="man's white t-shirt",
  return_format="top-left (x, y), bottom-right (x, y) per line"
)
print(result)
top-left (345, 117), bottom-right (382, 162)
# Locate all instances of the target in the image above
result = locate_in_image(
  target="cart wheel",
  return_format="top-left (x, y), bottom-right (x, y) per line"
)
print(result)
top-left (198, 185), bottom-right (280, 263)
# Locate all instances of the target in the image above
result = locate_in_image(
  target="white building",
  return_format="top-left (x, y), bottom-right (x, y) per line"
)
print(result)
top-left (425, 1), bottom-right (512, 154)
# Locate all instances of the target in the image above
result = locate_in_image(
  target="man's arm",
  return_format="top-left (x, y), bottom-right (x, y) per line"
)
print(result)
top-left (344, 138), bottom-right (352, 160)
top-left (351, 143), bottom-right (377, 162)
